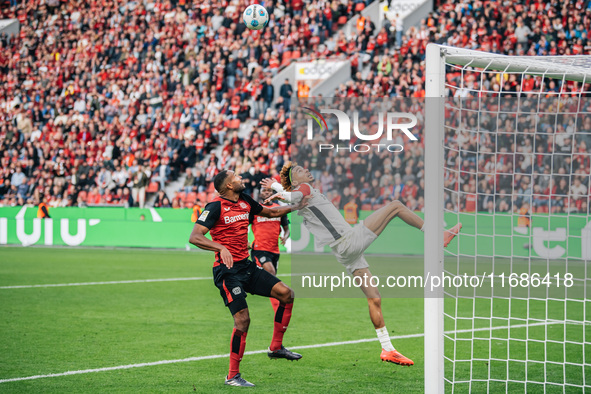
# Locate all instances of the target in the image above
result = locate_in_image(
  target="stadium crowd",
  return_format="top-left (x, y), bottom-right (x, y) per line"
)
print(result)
top-left (0, 0), bottom-right (590, 214)
top-left (0, 0), bottom-right (366, 208)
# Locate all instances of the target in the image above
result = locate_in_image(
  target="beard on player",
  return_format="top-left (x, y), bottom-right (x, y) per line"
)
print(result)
top-left (235, 180), bottom-right (246, 193)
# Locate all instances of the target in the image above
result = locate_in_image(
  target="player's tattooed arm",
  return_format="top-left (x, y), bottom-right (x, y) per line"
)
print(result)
top-left (188, 224), bottom-right (234, 268)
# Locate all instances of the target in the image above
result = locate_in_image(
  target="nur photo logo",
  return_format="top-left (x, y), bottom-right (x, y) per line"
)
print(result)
top-left (302, 106), bottom-right (419, 153)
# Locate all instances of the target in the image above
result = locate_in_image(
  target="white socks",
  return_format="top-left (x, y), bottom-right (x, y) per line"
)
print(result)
top-left (376, 326), bottom-right (395, 352)
top-left (420, 224), bottom-right (425, 232)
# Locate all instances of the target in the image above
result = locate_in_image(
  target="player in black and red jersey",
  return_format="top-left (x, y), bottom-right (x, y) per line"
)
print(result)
top-left (189, 170), bottom-right (304, 388)
top-left (250, 185), bottom-right (290, 314)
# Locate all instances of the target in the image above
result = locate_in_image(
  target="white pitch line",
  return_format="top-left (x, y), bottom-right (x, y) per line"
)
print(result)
top-left (0, 277), bottom-right (213, 289)
top-left (0, 273), bottom-right (305, 290)
top-left (0, 321), bottom-right (568, 384)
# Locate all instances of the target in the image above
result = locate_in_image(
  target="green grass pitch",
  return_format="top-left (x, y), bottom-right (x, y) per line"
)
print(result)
top-left (0, 247), bottom-right (588, 393)
top-left (0, 247), bottom-right (425, 393)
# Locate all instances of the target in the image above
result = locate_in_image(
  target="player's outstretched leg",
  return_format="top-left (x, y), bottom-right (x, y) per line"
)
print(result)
top-left (363, 199), bottom-right (462, 246)
top-left (364, 200), bottom-right (423, 236)
top-left (225, 308), bottom-right (255, 387)
top-left (267, 282), bottom-right (302, 361)
top-left (355, 268), bottom-right (414, 366)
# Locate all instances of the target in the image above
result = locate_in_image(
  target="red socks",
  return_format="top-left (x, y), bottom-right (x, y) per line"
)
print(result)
top-left (227, 301), bottom-right (293, 378)
top-left (228, 328), bottom-right (247, 379)
top-left (270, 302), bottom-right (293, 351)
top-left (270, 297), bottom-right (280, 313)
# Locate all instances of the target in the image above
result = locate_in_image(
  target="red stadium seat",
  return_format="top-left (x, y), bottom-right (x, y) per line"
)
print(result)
top-left (207, 182), bottom-right (216, 193)
top-left (227, 118), bottom-right (240, 129)
top-left (197, 192), bottom-right (207, 202)
top-left (207, 192), bottom-right (217, 201)
top-left (186, 192), bottom-right (197, 203)
top-left (176, 192), bottom-right (186, 202)
top-left (291, 50), bottom-right (301, 60)
top-left (281, 52), bottom-right (292, 67)
top-left (354, 2), bottom-right (365, 12)
top-left (78, 190), bottom-right (87, 202)
top-left (146, 182), bottom-right (159, 193)
top-left (361, 204), bottom-right (372, 211)
top-left (87, 192), bottom-right (100, 205)
top-left (338, 16), bottom-right (348, 25)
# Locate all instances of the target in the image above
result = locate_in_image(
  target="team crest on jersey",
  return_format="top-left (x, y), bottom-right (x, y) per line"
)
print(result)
top-left (240, 202), bottom-right (248, 209)
top-left (198, 210), bottom-right (209, 221)
top-left (232, 287), bottom-right (242, 295)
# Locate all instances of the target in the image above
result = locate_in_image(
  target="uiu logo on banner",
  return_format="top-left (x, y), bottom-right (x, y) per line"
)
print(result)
top-left (0, 209), bottom-right (100, 246)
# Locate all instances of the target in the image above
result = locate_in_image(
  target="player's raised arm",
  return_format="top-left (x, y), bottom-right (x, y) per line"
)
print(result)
top-left (262, 195), bottom-right (310, 216)
top-left (258, 204), bottom-right (294, 218)
top-left (260, 178), bottom-right (305, 205)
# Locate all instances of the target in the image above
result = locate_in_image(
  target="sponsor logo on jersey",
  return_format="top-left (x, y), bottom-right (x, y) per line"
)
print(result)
top-left (224, 212), bottom-right (249, 224)
top-left (256, 216), bottom-right (281, 222)
top-left (224, 207), bottom-right (231, 211)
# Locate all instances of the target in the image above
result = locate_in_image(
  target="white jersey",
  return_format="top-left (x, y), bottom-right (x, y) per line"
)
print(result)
top-left (271, 182), bottom-right (352, 247)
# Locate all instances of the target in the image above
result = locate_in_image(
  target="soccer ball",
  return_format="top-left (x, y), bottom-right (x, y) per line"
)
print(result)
top-left (243, 4), bottom-right (269, 31)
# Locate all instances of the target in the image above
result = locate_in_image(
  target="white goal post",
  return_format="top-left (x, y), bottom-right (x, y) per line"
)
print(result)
top-left (425, 44), bottom-right (591, 393)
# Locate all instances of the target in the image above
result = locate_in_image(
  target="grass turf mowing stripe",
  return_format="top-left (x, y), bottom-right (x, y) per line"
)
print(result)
top-left (0, 273), bottom-right (303, 289)
top-left (0, 321), bottom-right (565, 384)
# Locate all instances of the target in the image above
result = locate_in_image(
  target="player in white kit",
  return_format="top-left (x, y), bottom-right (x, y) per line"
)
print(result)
top-left (261, 162), bottom-right (462, 366)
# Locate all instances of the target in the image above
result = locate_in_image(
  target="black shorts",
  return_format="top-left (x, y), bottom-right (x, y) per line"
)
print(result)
top-left (251, 249), bottom-right (280, 271)
top-left (213, 258), bottom-right (281, 315)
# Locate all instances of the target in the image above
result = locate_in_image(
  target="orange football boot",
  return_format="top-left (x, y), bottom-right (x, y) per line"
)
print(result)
top-left (380, 349), bottom-right (414, 366)
top-left (444, 223), bottom-right (463, 247)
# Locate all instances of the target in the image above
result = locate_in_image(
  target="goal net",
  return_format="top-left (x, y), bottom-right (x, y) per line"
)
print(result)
top-left (424, 44), bottom-right (591, 393)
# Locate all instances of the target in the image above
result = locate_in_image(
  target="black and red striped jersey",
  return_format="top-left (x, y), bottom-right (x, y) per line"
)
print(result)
top-left (197, 193), bottom-right (263, 265)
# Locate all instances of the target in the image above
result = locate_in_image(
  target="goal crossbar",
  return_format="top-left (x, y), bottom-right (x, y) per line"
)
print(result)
top-left (437, 45), bottom-right (591, 83)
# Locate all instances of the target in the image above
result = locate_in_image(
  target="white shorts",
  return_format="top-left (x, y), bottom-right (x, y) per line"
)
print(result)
top-left (330, 222), bottom-right (378, 275)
